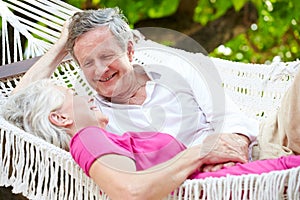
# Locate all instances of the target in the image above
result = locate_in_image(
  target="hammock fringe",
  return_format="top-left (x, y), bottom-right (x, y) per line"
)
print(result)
top-left (0, 0), bottom-right (300, 199)
top-left (0, 117), bottom-right (104, 200)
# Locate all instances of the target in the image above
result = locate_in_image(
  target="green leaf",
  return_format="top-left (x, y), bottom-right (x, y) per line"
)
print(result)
top-left (231, 0), bottom-right (247, 11)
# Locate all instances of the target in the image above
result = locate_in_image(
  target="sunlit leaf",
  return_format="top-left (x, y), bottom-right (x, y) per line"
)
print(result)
top-left (231, 0), bottom-right (248, 11)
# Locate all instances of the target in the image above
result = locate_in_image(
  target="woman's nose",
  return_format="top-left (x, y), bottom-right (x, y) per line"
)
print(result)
top-left (88, 97), bottom-right (96, 106)
top-left (88, 97), bottom-right (94, 102)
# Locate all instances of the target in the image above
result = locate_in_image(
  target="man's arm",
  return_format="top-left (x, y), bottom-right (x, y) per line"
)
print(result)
top-left (13, 21), bottom-right (70, 93)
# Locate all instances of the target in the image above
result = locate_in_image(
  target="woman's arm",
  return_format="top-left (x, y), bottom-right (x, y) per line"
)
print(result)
top-left (70, 127), bottom-right (204, 199)
top-left (13, 21), bottom-right (70, 93)
top-left (89, 146), bottom-right (202, 200)
top-left (70, 127), bottom-right (248, 200)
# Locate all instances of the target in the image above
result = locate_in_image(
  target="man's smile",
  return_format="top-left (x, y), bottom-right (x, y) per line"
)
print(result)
top-left (99, 72), bottom-right (117, 82)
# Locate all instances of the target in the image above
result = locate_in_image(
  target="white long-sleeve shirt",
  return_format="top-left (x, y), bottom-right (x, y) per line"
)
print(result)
top-left (95, 45), bottom-right (258, 147)
top-left (97, 66), bottom-right (258, 146)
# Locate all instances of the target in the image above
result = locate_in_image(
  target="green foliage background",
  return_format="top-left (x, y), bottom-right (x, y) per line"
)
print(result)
top-left (66, 0), bottom-right (300, 64)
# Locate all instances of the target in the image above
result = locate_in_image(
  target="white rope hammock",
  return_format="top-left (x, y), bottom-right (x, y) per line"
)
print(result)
top-left (0, 0), bottom-right (299, 199)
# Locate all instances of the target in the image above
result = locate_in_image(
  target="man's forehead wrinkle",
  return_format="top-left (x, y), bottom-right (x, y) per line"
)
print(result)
top-left (84, 42), bottom-right (112, 62)
top-left (74, 26), bottom-right (114, 51)
top-left (90, 26), bottom-right (116, 44)
top-left (88, 37), bottom-right (123, 57)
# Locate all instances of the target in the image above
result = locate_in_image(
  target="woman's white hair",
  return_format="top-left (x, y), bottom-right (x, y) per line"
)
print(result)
top-left (1, 79), bottom-right (71, 150)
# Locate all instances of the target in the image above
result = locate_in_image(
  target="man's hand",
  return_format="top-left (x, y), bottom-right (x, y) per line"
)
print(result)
top-left (199, 133), bottom-right (250, 172)
top-left (58, 18), bottom-right (71, 46)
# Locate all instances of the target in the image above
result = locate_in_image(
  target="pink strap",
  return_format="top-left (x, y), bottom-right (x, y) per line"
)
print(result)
top-left (69, 126), bottom-right (134, 176)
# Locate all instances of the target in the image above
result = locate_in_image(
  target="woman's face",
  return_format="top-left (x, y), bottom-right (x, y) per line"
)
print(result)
top-left (56, 86), bottom-right (109, 133)
top-left (73, 26), bottom-right (134, 98)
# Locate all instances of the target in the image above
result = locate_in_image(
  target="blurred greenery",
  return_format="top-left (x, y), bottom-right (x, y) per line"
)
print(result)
top-left (65, 0), bottom-right (299, 64)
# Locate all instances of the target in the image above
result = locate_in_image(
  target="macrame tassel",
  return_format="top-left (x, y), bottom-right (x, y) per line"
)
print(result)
top-left (166, 168), bottom-right (299, 200)
top-left (286, 167), bottom-right (300, 199)
top-left (0, 129), bottom-right (9, 185)
top-left (11, 136), bottom-right (27, 194)
top-left (0, 117), bottom-right (103, 200)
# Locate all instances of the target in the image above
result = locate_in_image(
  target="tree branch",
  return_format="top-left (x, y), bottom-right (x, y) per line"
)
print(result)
top-left (134, 2), bottom-right (258, 53)
top-left (178, 2), bottom-right (258, 52)
top-left (176, 0), bottom-right (199, 20)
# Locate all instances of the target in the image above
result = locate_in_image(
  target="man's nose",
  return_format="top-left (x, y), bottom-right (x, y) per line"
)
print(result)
top-left (94, 61), bottom-right (108, 76)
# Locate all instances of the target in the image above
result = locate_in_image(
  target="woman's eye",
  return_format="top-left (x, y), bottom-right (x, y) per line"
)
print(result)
top-left (70, 89), bottom-right (77, 96)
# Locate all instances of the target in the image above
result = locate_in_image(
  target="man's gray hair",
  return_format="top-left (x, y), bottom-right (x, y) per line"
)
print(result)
top-left (66, 7), bottom-right (134, 63)
top-left (1, 79), bottom-right (71, 150)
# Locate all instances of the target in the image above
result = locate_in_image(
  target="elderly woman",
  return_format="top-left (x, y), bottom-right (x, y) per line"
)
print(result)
top-left (14, 8), bottom-right (257, 172)
top-left (2, 79), bottom-right (300, 200)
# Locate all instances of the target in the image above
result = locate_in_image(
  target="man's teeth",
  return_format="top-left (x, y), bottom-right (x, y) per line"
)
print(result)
top-left (100, 74), bottom-right (113, 82)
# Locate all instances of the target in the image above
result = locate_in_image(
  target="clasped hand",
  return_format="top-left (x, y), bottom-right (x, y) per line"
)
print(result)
top-left (199, 133), bottom-right (250, 172)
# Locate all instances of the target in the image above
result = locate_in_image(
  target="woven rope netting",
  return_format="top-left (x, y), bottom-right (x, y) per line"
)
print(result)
top-left (0, 0), bottom-right (299, 199)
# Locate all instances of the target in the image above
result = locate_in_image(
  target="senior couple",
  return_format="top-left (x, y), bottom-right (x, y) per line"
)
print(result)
top-left (3, 7), bottom-right (300, 199)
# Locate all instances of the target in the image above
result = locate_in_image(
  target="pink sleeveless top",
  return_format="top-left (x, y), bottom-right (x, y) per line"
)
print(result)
top-left (73, 126), bottom-right (186, 171)
top-left (71, 127), bottom-right (300, 179)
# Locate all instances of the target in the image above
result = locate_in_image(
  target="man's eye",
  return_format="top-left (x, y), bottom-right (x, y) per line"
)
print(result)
top-left (82, 59), bottom-right (94, 68)
top-left (101, 55), bottom-right (114, 60)
top-left (83, 62), bottom-right (92, 68)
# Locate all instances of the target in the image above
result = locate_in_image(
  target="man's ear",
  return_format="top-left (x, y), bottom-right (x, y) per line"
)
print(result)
top-left (49, 111), bottom-right (73, 127)
top-left (127, 41), bottom-right (134, 62)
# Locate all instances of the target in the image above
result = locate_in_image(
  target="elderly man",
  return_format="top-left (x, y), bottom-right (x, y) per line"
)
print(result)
top-left (15, 7), bottom-right (259, 171)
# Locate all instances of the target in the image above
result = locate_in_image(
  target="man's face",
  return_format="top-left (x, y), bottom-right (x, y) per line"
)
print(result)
top-left (73, 26), bottom-right (134, 98)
